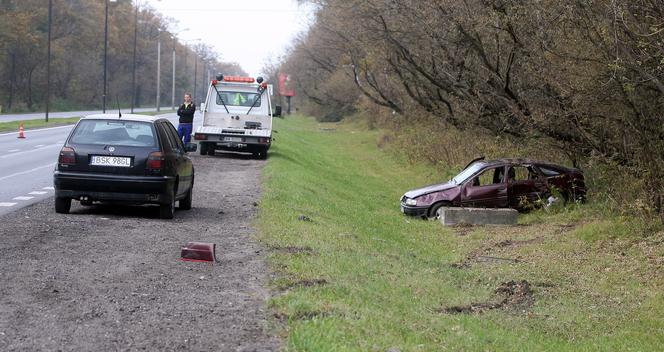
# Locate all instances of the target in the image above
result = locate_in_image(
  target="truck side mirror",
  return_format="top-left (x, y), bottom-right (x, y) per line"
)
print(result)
top-left (273, 105), bottom-right (282, 117)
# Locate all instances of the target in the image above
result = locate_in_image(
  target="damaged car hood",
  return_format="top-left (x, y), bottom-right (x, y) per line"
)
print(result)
top-left (404, 181), bottom-right (457, 199)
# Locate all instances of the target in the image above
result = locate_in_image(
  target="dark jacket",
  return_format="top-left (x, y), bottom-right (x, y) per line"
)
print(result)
top-left (177, 103), bottom-right (196, 123)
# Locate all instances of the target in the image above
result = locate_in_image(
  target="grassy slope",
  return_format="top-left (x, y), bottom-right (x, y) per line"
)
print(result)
top-left (258, 116), bottom-right (664, 351)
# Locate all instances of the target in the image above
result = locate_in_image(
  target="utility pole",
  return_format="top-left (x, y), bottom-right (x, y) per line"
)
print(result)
top-left (103, 0), bottom-right (109, 113)
top-left (193, 54), bottom-right (198, 105)
top-left (171, 35), bottom-right (176, 110)
top-left (46, 0), bottom-right (52, 122)
top-left (156, 29), bottom-right (161, 111)
top-left (170, 29), bottom-right (188, 110)
top-left (131, 2), bottom-right (138, 113)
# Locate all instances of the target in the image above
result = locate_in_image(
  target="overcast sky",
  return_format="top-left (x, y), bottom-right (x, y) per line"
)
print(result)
top-left (143, 0), bottom-right (314, 77)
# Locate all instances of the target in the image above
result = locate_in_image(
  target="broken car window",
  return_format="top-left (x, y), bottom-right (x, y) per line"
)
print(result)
top-left (472, 167), bottom-right (505, 187)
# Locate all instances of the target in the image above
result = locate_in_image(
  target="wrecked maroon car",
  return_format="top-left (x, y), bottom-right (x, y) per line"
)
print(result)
top-left (400, 158), bottom-right (586, 218)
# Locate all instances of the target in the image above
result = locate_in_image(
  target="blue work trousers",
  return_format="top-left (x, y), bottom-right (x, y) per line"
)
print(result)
top-left (177, 123), bottom-right (193, 144)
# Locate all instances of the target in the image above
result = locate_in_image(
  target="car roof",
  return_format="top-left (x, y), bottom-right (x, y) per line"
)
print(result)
top-left (81, 113), bottom-right (164, 123)
top-left (476, 158), bottom-right (577, 171)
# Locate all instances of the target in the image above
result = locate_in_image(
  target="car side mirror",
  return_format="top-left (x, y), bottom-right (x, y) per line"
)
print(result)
top-left (184, 142), bottom-right (197, 153)
top-left (273, 105), bottom-right (282, 117)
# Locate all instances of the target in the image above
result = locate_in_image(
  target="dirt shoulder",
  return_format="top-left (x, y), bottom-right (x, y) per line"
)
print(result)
top-left (0, 153), bottom-right (279, 351)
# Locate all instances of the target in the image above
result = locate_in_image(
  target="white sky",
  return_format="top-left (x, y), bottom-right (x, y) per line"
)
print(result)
top-left (144, 0), bottom-right (314, 77)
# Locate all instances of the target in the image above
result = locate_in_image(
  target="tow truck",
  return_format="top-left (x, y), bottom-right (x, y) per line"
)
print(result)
top-left (193, 75), bottom-right (280, 159)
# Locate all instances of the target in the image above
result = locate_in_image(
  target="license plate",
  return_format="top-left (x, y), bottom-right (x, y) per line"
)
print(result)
top-left (224, 137), bottom-right (242, 142)
top-left (90, 155), bottom-right (131, 167)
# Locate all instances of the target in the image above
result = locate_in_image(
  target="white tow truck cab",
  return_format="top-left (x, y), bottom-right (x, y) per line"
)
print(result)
top-left (194, 75), bottom-right (279, 159)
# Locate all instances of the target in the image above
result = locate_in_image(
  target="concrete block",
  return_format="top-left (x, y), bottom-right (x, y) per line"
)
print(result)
top-left (439, 207), bottom-right (518, 226)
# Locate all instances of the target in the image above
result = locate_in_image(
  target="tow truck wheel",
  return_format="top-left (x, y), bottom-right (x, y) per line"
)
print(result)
top-left (199, 142), bottom-right (208, 156)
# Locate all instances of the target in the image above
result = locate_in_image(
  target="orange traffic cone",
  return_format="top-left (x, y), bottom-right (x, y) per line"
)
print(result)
top-left (17, 123), bottom-right (25, 139)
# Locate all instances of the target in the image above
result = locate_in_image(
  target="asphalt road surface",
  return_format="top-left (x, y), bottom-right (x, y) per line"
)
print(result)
top-left (0, 107), bottom-right (173, 123)
top-left (0, 152), bottom-right (279, 351)
top-left (0, 112), bottom-right (202, 217)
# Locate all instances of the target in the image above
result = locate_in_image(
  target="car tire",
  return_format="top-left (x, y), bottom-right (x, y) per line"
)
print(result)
top-left (55, 197), bottom-right (71, 214)
top-left (179, 179), bottom-right (193, 210)
top-left (159, 190), bottom-right (175, 219)
top-left (80, 199), bottom-right (93, 206)
top-left (199, 143), bottom-right (208, 156)
top-left (427, 202), bottom-right (449, 220)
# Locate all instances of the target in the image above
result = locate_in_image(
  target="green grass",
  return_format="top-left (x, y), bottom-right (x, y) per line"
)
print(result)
top-left (257, 116), bottom-right (664, 351)
top-left (0, 110), bottom-right (175, 133)
top-left (0, 117), bottom-right (83, 133)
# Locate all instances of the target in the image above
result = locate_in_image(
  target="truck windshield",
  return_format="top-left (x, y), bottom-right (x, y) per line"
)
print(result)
top-left (216, 91), bottom-right (261, 107)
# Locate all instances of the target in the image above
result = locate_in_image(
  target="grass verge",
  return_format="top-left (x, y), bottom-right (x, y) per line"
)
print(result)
top-left (0, 117), bottom-right (82, 133)
top-left (258, 116), bottom-right (664, 351)
top-left (0, 110), bottom-right (175, 133)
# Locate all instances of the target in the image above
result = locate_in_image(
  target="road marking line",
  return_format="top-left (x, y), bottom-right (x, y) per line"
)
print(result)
top-left (0, 163), bottom-right (55, 182)
top-left (42, 186), bottom-right (55, 190)
top-left (28, 191), bottom-right (48, 195)
top-left (0, 143), bottom-right (61, 159)
top-left (34, 144), bottom-right (45, 148)
top-left (0, 202), bottom-right (17, 207)
top-left (8, 149), bottom-right (20, 152)
top-left (13, 196), bottom-right (34, 201)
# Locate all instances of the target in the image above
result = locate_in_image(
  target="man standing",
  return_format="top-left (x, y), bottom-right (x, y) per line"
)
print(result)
top-left (177, 93), bottom-right (196, 144)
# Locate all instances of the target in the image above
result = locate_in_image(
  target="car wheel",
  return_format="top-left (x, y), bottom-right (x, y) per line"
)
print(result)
top-left (199, 143), bottom-right (208, 156)
top-left (159, 190), bottom-right (175, 219)
top-left (179, 181), bottom-right (193, 210)
top-left (428, 202), bottom-right (448, 220)
top-left (80, 199), bottom-right (93, 206)
top-left (55, 197), bottom-right (71, 214)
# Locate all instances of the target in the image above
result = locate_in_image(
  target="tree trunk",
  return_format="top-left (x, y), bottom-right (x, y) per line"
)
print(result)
top-left (7, 50), bottom-right (16, 110)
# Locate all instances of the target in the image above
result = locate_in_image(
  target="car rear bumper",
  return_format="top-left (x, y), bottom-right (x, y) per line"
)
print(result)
top-left (400, 204), bottom-right (429, 217)
top-left (53, 171), bottom-right (175, 204)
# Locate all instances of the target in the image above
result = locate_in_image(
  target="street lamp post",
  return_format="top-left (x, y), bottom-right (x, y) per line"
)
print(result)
top-left (193, 54), bottom-right (198, 105)
top-left (103, 0), bottom-right (117, 113)
top-left (131, 2), bottom-right (139, 113)
top-left (102, 0), bottom-right (117, 113)
top-left (171, 29), bottom-right (189, 110)
top-left (103, 0), bottom-right (109, 113)
top-left (156, 29), bottom-right (161, 112)
top-left (46, 0), bottom-right (52, 122)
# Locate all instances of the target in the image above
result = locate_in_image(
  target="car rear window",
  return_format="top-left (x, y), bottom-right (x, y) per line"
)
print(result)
top-left (538, 166), bottom-right (561, 177)
top-left (70, 120), bottom-right (157, 147)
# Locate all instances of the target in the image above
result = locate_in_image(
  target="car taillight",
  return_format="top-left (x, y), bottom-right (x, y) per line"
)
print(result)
top-left (194, 133), bottom-right (207, 140)
top-left (147, 151), bottom-right (164, 170)
top-left (258, 138), bottom-right (270, 144)
top-left (58, 147), bottom-right (76, 165)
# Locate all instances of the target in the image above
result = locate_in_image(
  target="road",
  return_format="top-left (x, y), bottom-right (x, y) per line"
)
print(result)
top-left (0, 111), bottom-right (202, 217)
top-left (0, 151), bottom-right (278, 351)
top-left (0, 106), bottom-right (173, 122)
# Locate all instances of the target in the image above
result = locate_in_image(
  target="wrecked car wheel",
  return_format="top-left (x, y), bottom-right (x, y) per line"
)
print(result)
top-left (428, 202), bottom-right (449, 220)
